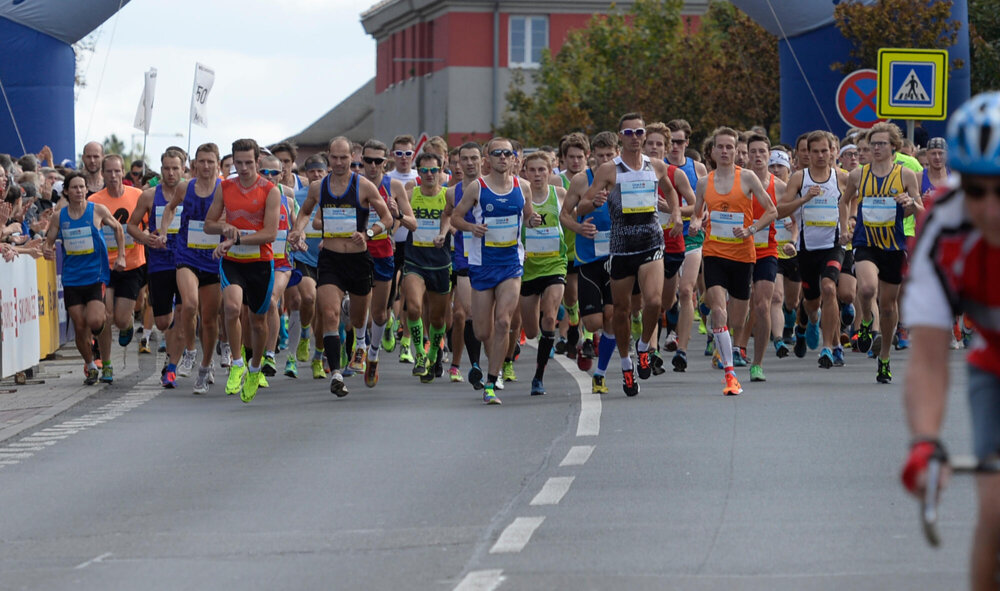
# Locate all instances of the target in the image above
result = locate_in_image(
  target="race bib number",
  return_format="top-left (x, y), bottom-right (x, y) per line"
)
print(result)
top-left (484, 215), bottom-right (518, 248)
top-left (753, 219), bottom-right (770, 249)
top-left (594, 230), bottom-right (611, 257)
top-left (323, 206), bottom-right (356, 238)
top-left (102, 225), bottom-right (134, 252)
top-left (708, 211), bottom-right (744, 243)
top-left (775, 217), bottom-right (794, 244)
top-left (621, 180), bottom-right (657, 214)
top-left (305, 211), bottom-right (322, 240)
top-left (273, 229), bottom-right (287, 259)
top-left (228, 230), bottom-right (261, 260)
top-left (62, 226), bottom-right (94, 255)
top-left (186, 220), bottom-right (218, 250)
top-left (863, 197), bottom-right (897, 227)
top-left (154, 205), bottom-right (182, 235)
top-left (462, 231), bottom-right (472, 258)
top-left (658, 210), bottom-right (675, 230)
top-left (802, 193), bottom-right (838, 227)
top-left (413, 218), bottom-right (439, 247)
top-left (524, 226), bottom-right (561, 258)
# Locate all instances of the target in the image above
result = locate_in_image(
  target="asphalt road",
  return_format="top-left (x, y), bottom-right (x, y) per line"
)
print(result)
top-left (0, 337), bottom-right (976, 590)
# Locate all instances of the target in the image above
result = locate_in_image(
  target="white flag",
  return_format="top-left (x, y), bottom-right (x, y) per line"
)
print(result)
top-left (190, 63), bottom-right (215, 128)
top-left (133, 68), bottom-right (157, 134)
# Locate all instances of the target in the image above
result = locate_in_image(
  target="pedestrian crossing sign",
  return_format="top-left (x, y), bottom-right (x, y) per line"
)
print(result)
top-left (877, 48), bottom-right (948, 120)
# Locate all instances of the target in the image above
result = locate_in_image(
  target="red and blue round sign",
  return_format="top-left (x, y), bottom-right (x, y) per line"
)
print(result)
top-left (836, 69), bottom-right (886, 129)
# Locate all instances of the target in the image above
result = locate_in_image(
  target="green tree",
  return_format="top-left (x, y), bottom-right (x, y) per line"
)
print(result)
top-left (831, 0), bottom-right (963, 73)
top-left (969, 0), bottom-right (1000, 95)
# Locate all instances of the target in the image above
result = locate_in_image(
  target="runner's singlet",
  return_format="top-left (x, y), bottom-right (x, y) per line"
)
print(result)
top-left (89, 186), bottom-right (145, 271)
top-left (522, 184), bottom-right (566, 281)
top-left (854, 163), bottom-right (908, 251)
top-left (466, 177), bottom-right (524, 267)
top-left (176, 179), bottom-right (221, 274)
top-left (147, 184), bottom-right (178, 274)
top-left (406, 185), bottom-right (451, 269)
top-left (607, 155), bottom-right (663, 256)
top-left (574, 169), bottom-right (611, 264)
top-left (59, 202), bottom-right (110, 286)
top-left (752, 173), bottom-right (778, 260)
top-left (320, 172), bottom-right (369, 245)
top-left (799, 168), bottom-right (842, 251)
top-left (703, 168), bottom-right (755, 263)
top-left (222, 175), bottom-right (274, 263)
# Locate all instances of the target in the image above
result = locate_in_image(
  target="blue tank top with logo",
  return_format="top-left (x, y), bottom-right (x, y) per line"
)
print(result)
top-left (466, 177), bottom-right (524, 267)
top-left (176, 179), bottom-right (221, 274)
top-left (574, 169), bottom-right (612, 264)
top-left (59, 202), bottom-right (110, 286)
top-left (146, 185), bottom-right (175, 273)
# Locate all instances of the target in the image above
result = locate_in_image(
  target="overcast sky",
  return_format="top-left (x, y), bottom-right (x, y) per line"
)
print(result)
top-left (74, 0), bottom-right (376, 164)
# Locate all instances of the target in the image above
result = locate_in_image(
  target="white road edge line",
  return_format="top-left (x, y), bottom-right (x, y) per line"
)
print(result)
top-left (453, 569), bottom-right (506, 591)
top-left (490, 517), bottom-right (545, 554)
top-left (551, 354), bottom-right (601, 436)
top-left (74, 552), bottom-right (112, 569)
top-left (530, 476), bottom-right (575, 506)
top-left (560, 445), bottom-right (595, 467)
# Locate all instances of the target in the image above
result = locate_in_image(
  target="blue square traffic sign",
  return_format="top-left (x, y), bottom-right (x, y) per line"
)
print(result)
top-left (888, 61), bottom-right (936, 108)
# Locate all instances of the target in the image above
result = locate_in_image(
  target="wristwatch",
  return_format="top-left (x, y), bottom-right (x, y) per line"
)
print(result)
top-left (365, 228), bottom-right (375, 239)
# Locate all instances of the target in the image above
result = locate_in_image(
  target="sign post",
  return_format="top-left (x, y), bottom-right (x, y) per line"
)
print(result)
top-left (877, 48), bottom-right (949, 143)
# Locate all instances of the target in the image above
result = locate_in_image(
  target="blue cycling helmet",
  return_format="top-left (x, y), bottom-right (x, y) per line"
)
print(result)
top-left (947, 91), bottom-right (1000, 175)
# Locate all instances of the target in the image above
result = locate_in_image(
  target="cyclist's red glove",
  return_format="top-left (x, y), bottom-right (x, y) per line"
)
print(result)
top-left (901, 439), bottom-right (947, 493)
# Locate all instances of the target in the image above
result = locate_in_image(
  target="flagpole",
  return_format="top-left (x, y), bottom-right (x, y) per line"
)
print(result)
top-left (141, 130), bottom-right (148, 178)
top-left (187, 65), bottom-right (197, 158)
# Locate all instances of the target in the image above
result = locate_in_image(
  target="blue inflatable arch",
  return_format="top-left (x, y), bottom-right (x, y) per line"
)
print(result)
top-left (0, 0), bottom-right (130, 163)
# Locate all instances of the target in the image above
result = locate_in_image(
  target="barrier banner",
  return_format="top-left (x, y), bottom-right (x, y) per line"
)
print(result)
top-left (57, 249), bottom-right (72, 345)
top-left (35, 257), bottom-right (59, 358)
top-left (0, 256), bottom-right (40, 377)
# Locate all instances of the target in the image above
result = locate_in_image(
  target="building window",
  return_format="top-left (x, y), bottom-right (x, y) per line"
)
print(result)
top-left (509, 16), bottom-right (548, 68)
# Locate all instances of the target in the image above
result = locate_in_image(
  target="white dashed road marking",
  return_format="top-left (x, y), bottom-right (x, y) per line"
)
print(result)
top-left (559, 445), bottom-right (594, 467)
top-left (453, 569), bottom-right (506, 591)
top-left (490, 517), bottom-right (545, 554)
top-left (530, 476), bottom-right (575, 506)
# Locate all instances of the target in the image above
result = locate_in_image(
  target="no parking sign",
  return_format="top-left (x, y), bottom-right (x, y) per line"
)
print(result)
top-left (836, 69), bottom-right (886, 129)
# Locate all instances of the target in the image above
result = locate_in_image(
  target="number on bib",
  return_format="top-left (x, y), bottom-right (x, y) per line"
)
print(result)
top-left (484, 215), bottom-right (518, 248)
top-left (621, 180), bottom-right (657, 214)
top-left (413, 218), bottom-right (439, 247)
top-left (863, 197), bottom-right (897, 227)
top-left (524, 226), bottom-right (561, 258)
top-left (708, 211), bottom-right (744, 243)
top-left (323, 206), bottom-right (356, 238)
top-left (62, 226), bottom-right (95, 255)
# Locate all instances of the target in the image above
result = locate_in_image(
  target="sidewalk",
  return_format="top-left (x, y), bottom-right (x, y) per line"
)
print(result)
top-left (0, 333), bottom-right (156, 442)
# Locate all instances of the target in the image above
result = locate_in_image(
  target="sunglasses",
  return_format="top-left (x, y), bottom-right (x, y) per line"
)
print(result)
top-left (350, 162), bottom-right (364, 169)
top-left (363, 156), bottom-right (386, 165)
top-left (490, 149), bottom-right (514, 158)
top-left (394, 150), bottom-right (414, 157)
top-left (259, 169), bottom-right (281, 177)
top-left (669, 138), bottom-right (686, 145)
top-left (620, 128), bottom-right (646, 137)
top-left (418, 167), bottom-right (441, 174)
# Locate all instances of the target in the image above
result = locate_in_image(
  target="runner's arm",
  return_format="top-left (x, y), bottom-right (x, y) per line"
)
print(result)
top-left (289, 181), bottom-right (320, 241)
top-left (361, 178), bottom-right (394, 240)
top-left (687, 181), bottom-right (707, 235)
top-left (203, 183), bottom-right (238, 242)
top-left (159, 180), bottom-right (187, 238)
top-left (578, 162), bottom-right (613, 217)
top-left (96, 203), bottom-right (127, 269)
top-left (395, 181), bottom-right (417, 232)
top-left (744, 170), bottom-right (777, 237)
top-left (451, 181), bottom-right (485, 236)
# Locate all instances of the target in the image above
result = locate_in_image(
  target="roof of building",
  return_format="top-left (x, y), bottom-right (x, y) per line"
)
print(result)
top-left (283, 78), bottom-right (375, 147)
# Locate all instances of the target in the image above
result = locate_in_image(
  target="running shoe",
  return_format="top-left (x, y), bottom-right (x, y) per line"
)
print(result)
top-left (733, 347), bottom-right (748, 367)
top-left (749, 364), bottom-right (766, 382)
top-left (161, 366), bottom-right (177, 389)
top-left (296, 336), bottom-right (311, 362)
top-left (413, 355), bottom-right (428, 377)
top-left (832, 346), bottom-right (845, 367)
top-left (178, 349), bottom-right (197, 377)
top-left (704, 337), bottom-right (714, 356)
top-left (876, 358), bottom-right (892, 384)
top-left (364, 359), bottom-right (379, 388)
top-left (193, 366), bottom-right (212, 394)
top-left (139, 337), bottom-right (151, 354)
top-left (495, 376), bottom-right (505, 391)
top-left (806, 320), bottom-right (820, 351)
top-left (399, 342), bottom-right (414, 364)
top-left (84, 367), bottom-right (99, 386)
top-left (118, 326), bottom-right (134, 347)
top-left (580, 338), bottom-right (596, 359)
top-left (592, 374), bottom-right (609, 394)
top-left (420, 363), bottom-right (436, 383)
top-left (261, 354), bottom-right (277, 377)
top-left (672, 350), bottom-right (688, 372)
top-left (241, 370), bottom-right (262, 403)
top-left (554, 337), bottom-right (567, 355)
top-left (856, 321), bottom-right (873, 353)
top-left (871, 332), bottom-right (883, 358)
top-left (348, 348), bottom-right (366, 373)
top-left (100, 365), bottom-right (114, 384)
top-left (637, 349), bottom-right (652, 380)
top-left (530, 378), bottom-right (545, 396)
top-left (311, 359), bottom-right (325, 379)
top-left (482, 384), bottom-right (502, 405)
top-left (711, 348), bottom-right (723, 370)
top-left (330, 372), bottom-right (349, 397)
top-left (841, 303), bottom-right (855, 331)
top-left (219, 342), bottom-right (233, 368)
top-left (284, 358), bottom-right (298, 378)
top-left (774, 339), bottom-right (790, 358)
top-left (793, 327), bottom-right (807, 358)
top-left (622, 367), bottom-right (639, 397)
top-left (651, 350), bottom-right (666, 376)
top-left (277, 316), bottom-right (288, 352)
top-left (895, 326), bottom-right (910, 350)
top-left (664, 330), bottom-right (678, 352)
top-left (502, 360), bottom-right (517, 383)
top-left (818, 347), bottom-right (834, 369)
top-left (723, 372), bottom-right (743, 396)
top-left (434, 356), bottom-right (444, 378)
top-left (576, 347), bottom-right (593, 371)
top-left (448, 366), bottom-right (464, 383)
top-left (259, 373), bottom-right (270, 388)
top-left (382, 320), bottom-right (396, 353)
top-left (468, 364), bottom-right (485, 390)
top-left (226, 364), bottom-right (246, 395)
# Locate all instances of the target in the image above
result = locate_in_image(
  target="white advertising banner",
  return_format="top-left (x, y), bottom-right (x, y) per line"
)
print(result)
top-left (0, 256), bottom-right (40, 378)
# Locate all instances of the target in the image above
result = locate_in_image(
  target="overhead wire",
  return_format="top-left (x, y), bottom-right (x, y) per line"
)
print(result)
top-left (764, 0), bottom-right (833, 132)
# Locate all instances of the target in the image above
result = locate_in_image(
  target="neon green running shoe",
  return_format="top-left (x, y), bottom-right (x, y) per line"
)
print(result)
top-left (502, 360), bottom-right (517, 383)
top-left (382, 316), bottom-right (397, 353)
top-left (399, 338), bottom-right (414, 364)
top-left (284, 358), bottom-right (298, 378)
top-left (311, 359), bottom-right (325, 379)
top-left (296, 336), bottom-right (311, 362)
top-left (226, 364), bottom-right (246, 395)
top-left (749, 364), bottom-right (766, 382)
top-left (412, 355), bottom-right (428, 377)
top-left (241, 370), bottom-right (261, 403)
top-left (258, 373), bottom-right (269, 388)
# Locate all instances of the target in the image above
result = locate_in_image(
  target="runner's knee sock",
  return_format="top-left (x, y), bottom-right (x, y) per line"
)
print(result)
top-left (566, 302), bottom-right (579, 325)
top-left (323, 333), bottom-right (342, 371)
top-left (595, 333), bottom-right (616, 377)
top-left (287, 311), bottom-right (301, 357)
top-left (408, 318), bottom-right (424, 358)
top-left (535, 330), bottom-right (555, 380)
top-left (369, 321), bottom-right (386, 360)
top-left (429, 324), bottom-right (445, 363)
top-left (464, 320), bottom-right (481, 365)
top-left (354, 329), bottom-right (367, 357)
top-left (713, 326), bottom-right (734, 371)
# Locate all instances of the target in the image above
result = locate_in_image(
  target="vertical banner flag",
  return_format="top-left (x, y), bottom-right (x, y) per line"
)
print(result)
top-left (133, 68), bottom-right (157, 133)
top-left (190, 63), bottom-right (215, 128)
